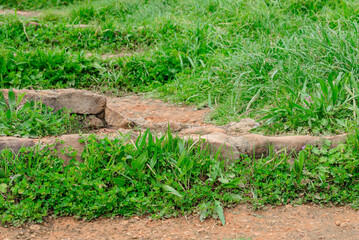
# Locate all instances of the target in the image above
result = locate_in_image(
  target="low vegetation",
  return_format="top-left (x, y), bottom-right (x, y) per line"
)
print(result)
top-left (1, 0), bottom-right (359, 134)
top-left (1, 0), bottom-right (359, 227)
top-left (0, 89), bottom-right (80, 138)
top-left (1, 130), bottom-right (359, 226)
top-left (0, 0), bottom-right (81, 9)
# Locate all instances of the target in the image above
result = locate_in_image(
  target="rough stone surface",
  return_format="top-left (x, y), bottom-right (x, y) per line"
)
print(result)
top-left (239, 134), bottom-right (348, 156)
top-left (225, 118), bottom-right (260, 134)
top-left (181, 126), bottom-right (226, 135)
top-left (105, 107), bottom-right (134, 129)
top-left (0, 137), bottom-right (35, 153)
top-left (0, 89), bottom-right (106, 115)
top-left (85, 116), bottom-right (105, 128)
top-left (198, 133), bottom-right (241, 162)
top-left (152, 121), bottom-right (184, 132)
top-left (197, 133), bottom-right (348, 158)
top-left (41, 134), bottom-right (89, 165)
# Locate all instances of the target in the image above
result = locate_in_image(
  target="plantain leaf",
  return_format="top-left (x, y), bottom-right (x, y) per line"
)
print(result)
top-left (162, 184), bottom-right (183, 198)
top-left (215, 200), bottom-right (225, 226)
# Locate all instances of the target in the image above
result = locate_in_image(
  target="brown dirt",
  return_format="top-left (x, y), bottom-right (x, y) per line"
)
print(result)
top-left (107, 95), bottom-right (211, 126)
top-left (1, 205), bottom-right (359, 240)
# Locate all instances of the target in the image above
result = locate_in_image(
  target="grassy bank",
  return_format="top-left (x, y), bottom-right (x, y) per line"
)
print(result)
top-left (1, 130), bottom-right (359, 226)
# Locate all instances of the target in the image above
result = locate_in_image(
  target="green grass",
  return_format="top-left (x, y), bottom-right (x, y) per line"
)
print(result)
top-left (1, 129), bottom-right (359, 226)
top-left (2, 0), bottom-right (358, 134)
top-left (2, 0), bottom-right (359, 227)
top-left (0, 89), bottom-right (81, 138)
top-left (0, 0), bottom-right (84, 10)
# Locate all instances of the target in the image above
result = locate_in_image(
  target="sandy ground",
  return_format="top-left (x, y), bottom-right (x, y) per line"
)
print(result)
top-left (1, 205), bottom-right (359, 240)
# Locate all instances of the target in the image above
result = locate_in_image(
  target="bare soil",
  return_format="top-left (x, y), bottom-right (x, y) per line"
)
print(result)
top-left (1, 205), bottom-right (359, 240)
top-left (107, 95), bottom-right (211, 126)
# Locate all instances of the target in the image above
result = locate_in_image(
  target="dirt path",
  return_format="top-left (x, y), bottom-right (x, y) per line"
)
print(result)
top-left (107, 95), bottom-right (210, 126)
top-left (1, 205), bottom-right (359, 240)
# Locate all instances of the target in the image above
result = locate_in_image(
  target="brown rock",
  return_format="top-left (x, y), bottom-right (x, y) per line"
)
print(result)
top-left (153, 121), bottom-right (183, 132)
top-left (0, 89), bottom-right (106, 115)
top-left (41, 134), bottom-right (89, 165)
top-left (85, 115), bottom-right (105, 128)
top-left (181, 126), bottom-right (226, 135)
top-left (226, 118), bottom-right (259, 134)
top-left (199, 133), bottom-right (241, 162)
top-left (195, 133), bottom-right (348, 160)
top-left (105, 107), bottom-right (134, 129)
top-left (0, 137), bottom-right (35, 153)
top-left (239, 134), bottom-right (348, 157)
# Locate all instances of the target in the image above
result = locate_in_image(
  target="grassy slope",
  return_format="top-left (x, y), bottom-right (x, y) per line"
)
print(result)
top-left (1, 0), bottom-right (359, 134)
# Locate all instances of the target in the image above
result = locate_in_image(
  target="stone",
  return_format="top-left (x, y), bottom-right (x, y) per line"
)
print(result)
top-left (105, 107), bottom-right (134, 129)
top-left (181, 126), bottom-right (226, 135)
top-left (193, 133), bottom-right (349, 161)
top-left (85, 115), bottom-right (105, 128)
top-left (0, 137), bottom-right (35, 153)
top-left (41, 134), bottom-right (89, 165)
top-left (199, 133), bottom-right (241, 162)
top-left (225, 118), bottom-right (259, 134)
top-left (231, 134), bottom-right (348, 157)
top-left (0, 89), bottom-right (106, 115)
top-left (153, 121), bottom-right (183, 132)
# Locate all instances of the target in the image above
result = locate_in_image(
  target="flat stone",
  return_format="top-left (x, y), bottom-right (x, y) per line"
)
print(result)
top-left (194, 133), bottom-right (349, 160)
top-left (85, 115), bottom-right (105, 128)
top-left (181, 126), bottom-right (226, 135)
top-left (225, 118), bottom-right (259, 134)
top-left (0, 137), bottom-right (35, 153)
top-left (235, 134), bottom-right (348, 157)
top-left (152, 121), bottom-right (183, 132)
top-left (105, 107), bottom-right (134, 129)
top-left (0, 89), bottom-right (106, 115)
top-left (199, 133), bottom-right (241, 162)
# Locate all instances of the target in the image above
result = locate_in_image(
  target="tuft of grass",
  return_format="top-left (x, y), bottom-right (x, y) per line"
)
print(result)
top-left (0, 89), bottom-right (81, 138)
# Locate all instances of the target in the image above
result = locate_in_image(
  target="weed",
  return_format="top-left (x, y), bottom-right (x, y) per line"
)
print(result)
top-left (0, 89), bottom-right (80, 137)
